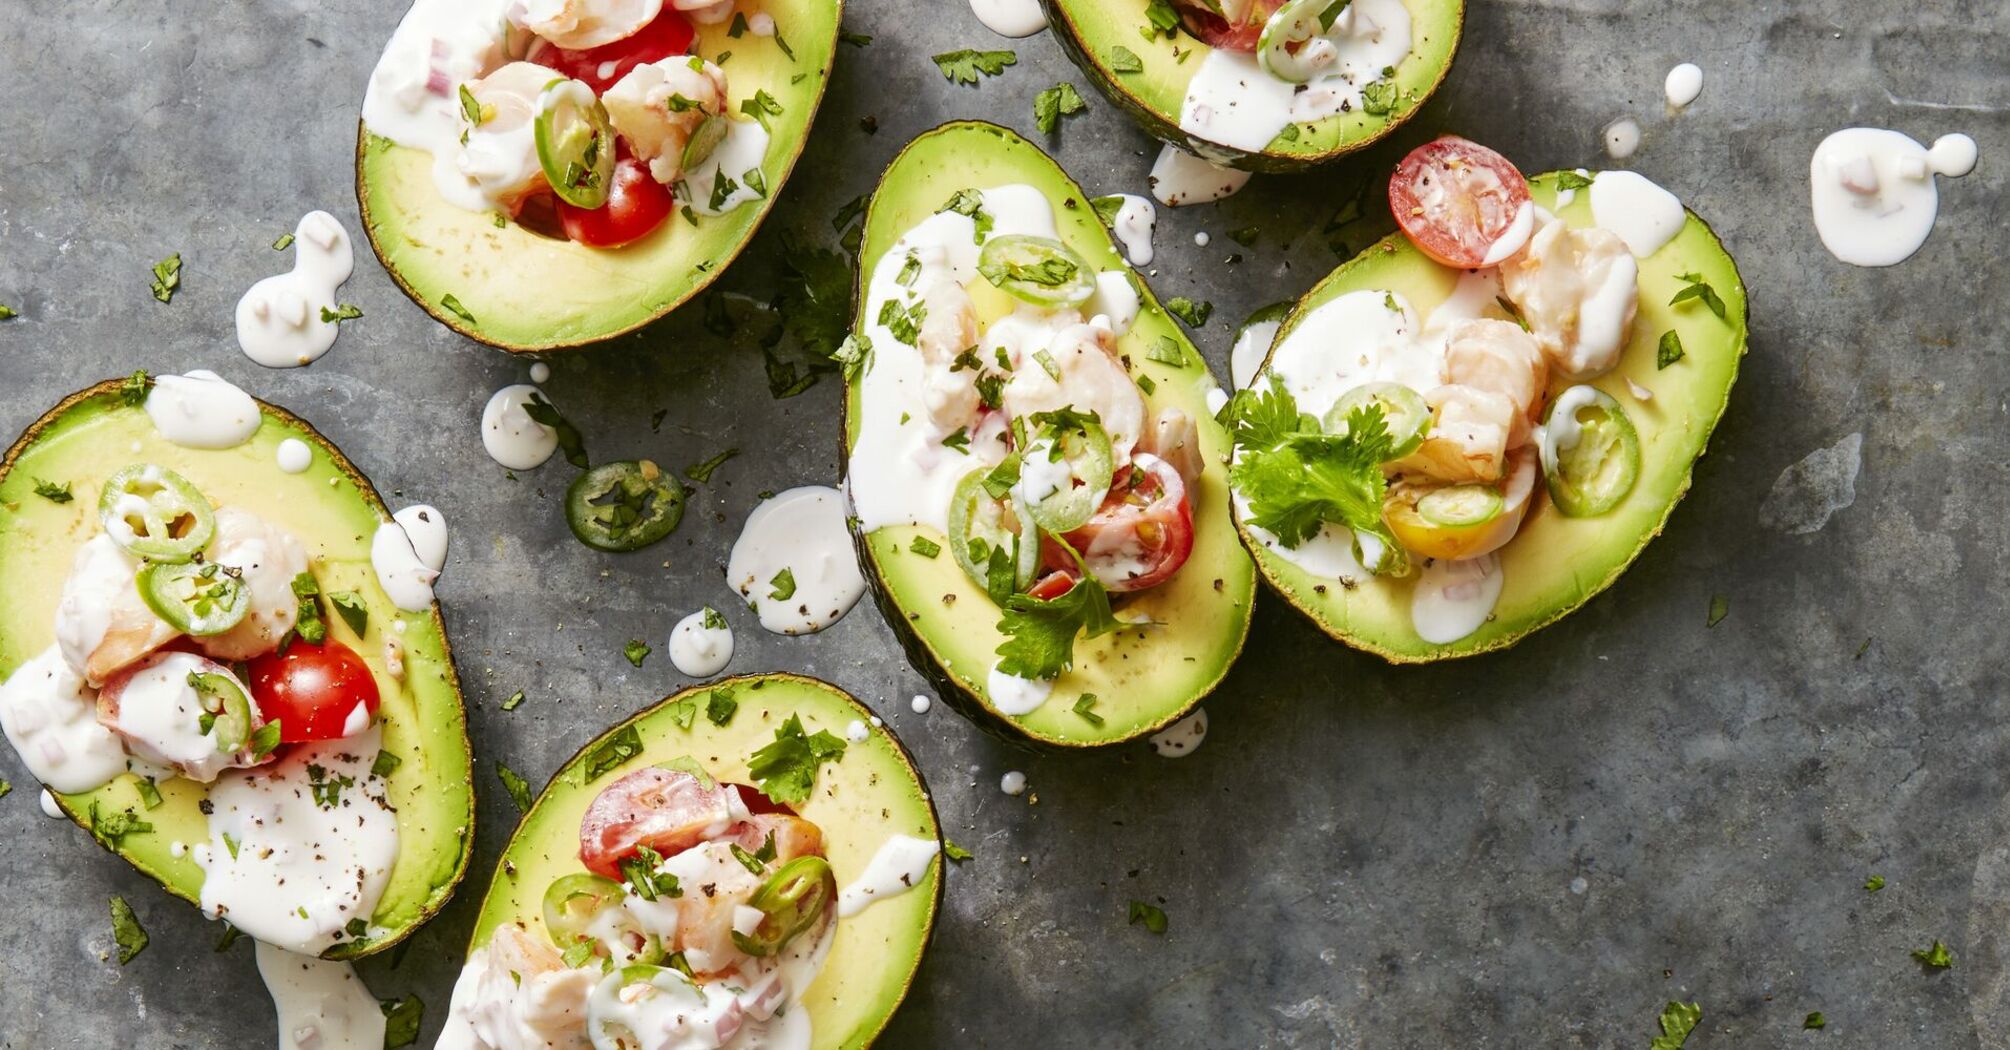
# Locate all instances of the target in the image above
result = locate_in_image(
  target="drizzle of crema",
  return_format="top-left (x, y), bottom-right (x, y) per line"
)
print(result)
top-left (236, 211), bottom-right (355, 369)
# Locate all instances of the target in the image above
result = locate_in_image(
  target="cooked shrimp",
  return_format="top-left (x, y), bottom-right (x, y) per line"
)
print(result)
top-left (454, 62), bottom-right (556, 210)
top-left (452, 924), bottom-right (596, 1049)
top-left (1137, 407), bottom-right (1205, 490)
top-left (1391, 384), bottom-right (1518, 485)
top-left (1498, 220), bottom-right (1639, 381)
top-left (195, 507), bottom-right (309, 663)
top-left (656, 813), bottom-right (829, 976)
top-left (1441, 319), bottom-right (1546, 447)
top-left (1001, 322), bottom-right (1146, 466)
top-left (603, 58), bottom-right (729, 186)
top-left (914, 280), bottom-right (983, 430)
top-left (54, 535), bottom-right (177, 687)
top-left (517, 0), bottom-right (663, 50)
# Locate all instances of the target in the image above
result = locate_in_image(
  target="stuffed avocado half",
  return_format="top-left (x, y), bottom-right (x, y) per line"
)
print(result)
top-left (841, 121), bottom-right (1256, 748)
top-left (356, 0), bottom-right (843, 351)
top-left (0, 375), bottom-right (474, 958)
top-left (1228, 139), bottom-right (1747, 661)
top-left (441, 674), bottom-right (939, 1049)
top-left (1045, 0), bottom-right (1464, 172)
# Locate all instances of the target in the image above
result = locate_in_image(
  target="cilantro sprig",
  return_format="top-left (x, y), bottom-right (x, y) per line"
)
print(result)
top-left (933, 49), bottom-right (1016, 85)
top-left (1223, 380), bottom-right (1394, 551)
top-left (748, 715), bottom-right (847, 805)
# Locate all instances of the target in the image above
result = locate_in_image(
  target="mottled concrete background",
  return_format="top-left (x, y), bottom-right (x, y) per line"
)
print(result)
top-left (1, 0), bottom-right (2006, 1046)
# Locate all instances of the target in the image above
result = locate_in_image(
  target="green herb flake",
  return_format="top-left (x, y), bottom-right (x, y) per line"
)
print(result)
top-left (272, 233), bottom-right (295, 251)
top-left (727, 11), bottom-right (749, 35)
top-left (249, 720), bottom-right (283, 758)
top-left (135, 777), bottom-right (163, 811)
top-left (995, 569), bottom-right (1118, 681)
top-left (439, 293), bottom-right (477, 325)
top-left (1649, 1001), bottom-right (1701, 1049)
top-left (840, 30), bottom-right (872, 46)
top-left (932, 49), bottom-right (1017, 85)
top-left (942, 426), bottom-right (972, 454)
top-left (1034, 348), bottom-right (1062, 381)
top-left (149, 253), bottom-right (182, 304)
top-left (685, 448), bottom-right (740, 484)
top-left (110, 896), bottom-right (149, 964)
top-left (1555, 170), bottom-right (1595, 192)
top-left (624, 639), bottom-right (651, 668)
top-left (1166, 297), bottom-right (1212, 328)
top-left (1657, 329), bottom-right (1686, 369)
top-left (910, 536), bottom-right (943, 559)
top-left (214, 922), bottom-right (241, 953)
top-left (0, 779), bottom-right (10, 799)
top-left (1145, 337), bottom-right (1187, 368)
top-left (748, 715), bottom-right (847, 805)
top-left (381, 995), bottom-right (424, 1048)
top-left (329, 592), bottom-right (368, 638)
top-left (730, 843), bottom-right (767, 875)
top-left (32, 479), bottom-right (73, 504)
top-left (1136, 374), bottom-right (1157, 395)
top-left (768, 568), bottom-right (798, 602)
top-left (944, 840), bottom-right (974, 863)
top-left (1803, 1012), bottom-right (1826, 1030)
top-left (119, 370), bottom-right (154, 406)
top-left (1034, 82), bottom-right (1088, 134)
top-left (1142, 0), bottom-right (1180, 38)
top-left (1360, 78), bottom-right (1400, 116)
top-left (520, 392), bottom-right (588, 468)
top-left (705, 689), bottom-right (739, 728)
top-left (1127, 900), bottom-right (1168, 935)
top-left (1913, 940), bottom-right (1953, 969)
top-left (583, 725), bottom-right (644, 783)
top-left (497, 763), bottom-right (533, 813)
top-left (1073, 693), bottom-right (1104, 726)
top-left (1108, 45), bottom-right (1144, 74)
top-left (319, 303), bottom-right (364, 324)
top-left (1670, 273), bottom-right (1728, 320)
top-left (1707, 594), bottom-right (1729, 628)
top-left (1865, 874), bottom-right (1885, 892)
top-left (372, 749), bottom-right (403, 779)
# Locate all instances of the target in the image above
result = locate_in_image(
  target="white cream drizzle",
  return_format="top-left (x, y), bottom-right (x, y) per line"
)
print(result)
top-left (1809, 127), bottom-right (1979, 267)
top-left (1176, 0), bottom-right (1411, 154)
top-left (1104, 194), bottom-right (1157, 266)
top-left (836, 835), bottom-right (940, 918)
top-left (1664, 63), bottom-right (1703, 109)
top-left (677, 117), bottom-right (773, 218)
top-left (1149, 708), bottom-right (1208, 757)
top-left (1587, 170), bottom-right (1686, 258)
top-left (0, 645), bottom-right (127, 794)
top-left (236, 211), bottom-right (356, 369)
top-left (276, 438), bottom-right (313, 474)
top-left (1410, 554), bottom-right (1505, 644)
top-left (372, 513), bottom-right (444, 613)
top-left (256, 941), bottom-right (387, 1050)
top-left (968, 0), bottom-right (1048, 37)
top-left (144, 370), bottom-right (262, 450)
top-left (1148, 145), bottom-right (1252, 207)
top-left (481, 384), bottom-right (560, 470)
top-left (984, 668), bottom-right (1053, 716)
top-left (668, 609), bottom-right (734, 676)
top-left (726, 487), bottom-right (865, 635)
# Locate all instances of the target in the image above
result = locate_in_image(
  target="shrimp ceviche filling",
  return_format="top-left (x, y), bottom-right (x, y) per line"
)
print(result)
top-left (1228, 136), bottom-right (1741, 651)
top-left (364, 0), bottom-right (779, 248)
top-left (442, 760), bottom-right (923, 1049)
top-left (846, 183), bottom-right (1208, 718)
top-left (1171, 0), bottom-right (1415, 152)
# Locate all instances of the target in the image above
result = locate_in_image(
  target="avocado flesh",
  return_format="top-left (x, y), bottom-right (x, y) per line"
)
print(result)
top-left (468, 674), bottom-right (939, 1049)
top-left (355, 0), bottom-right (841, 351)
top-left (0, 381), bottom-right (475, 959)
top-left (841, 121), bottom-right (1257, 747)
top-left (1043, 0), bottom-right (1464, 172)
top-left (1240, 176), bottom-right (1748, 661)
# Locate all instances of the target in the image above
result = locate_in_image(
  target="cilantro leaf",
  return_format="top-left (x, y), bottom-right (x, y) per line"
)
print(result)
top-left (623, 639), bottom-right (651, 667)
top-left (832, 331), bottom-right (873, 381)
top-left (149, 253), bottom-right (182, 304)
top-left (1657, 329), bottom-right (1686, 369)
top-left (1649, 1001), bottom-right (1701, 1049)
top-left (706, 686), bottom-right (738, 727)
top-left (994, 572), bottom-right (1119, 680)
top-left (944, 839), bottom-right (973, 863)
top-left (684, 448), bottom-right (739, 484)
top-left (439, 293), bottom-right (477, 325)
top-left (497, 763), bottom-right (532, 812)
top-left (1913, 939), bottom-right (1953, 969)
top-left (933, 49), bottom-right (1017, 86)
top-left (1865, 874), bottom-right (1885, 892)
top-left (1229, 392), bottom-right (1393, 549)
top-left (748, 715), bottom-right (847, 805)
top-left (1707, 594), bottom-right (1729, 628)
top-left (319, 303), bottom-right (364, 324)
top-left (1165, 296), bottom-right (1212, 327)
top-left (1554, 170), bottom-right (1595, 192)
top-left (1108, 45), bottom-right (1144, 73)
top-left (774, 231), bottom-right (854, 361)
top-left (1034, 82), bottom-right (1088, 134)
top-left (1127, 900), bottom-right (1168, 934)
top-left (582, 725), bottom-right (644, 783)
top-left (111, 896), bottom-right (149, 964)
top-left (1803, 1012), bottom-right (1825, 1030)
top-left (1670, 273), bottom-right (1727, 320)
top-left (329, 592), bottom-right (368, 638)
top-left (769, 568), bottom-right (797, 601)
top-left (521, 393), bottom-right (589, 469)
top-left (32, 478), bottom-right (73, 504)
top-left (381, 995), bottom-right (424, 1048)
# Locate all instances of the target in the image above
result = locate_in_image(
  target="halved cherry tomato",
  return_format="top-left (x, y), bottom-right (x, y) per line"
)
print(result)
top-left (1025, 570), bottom-right (1080, 602)
top-left (557, 152), bottom-right (674, 248)
top-left (244, 639), bottom-right (381, 744)
top-left (1388, 136), bottom-right (1533, 269)
top-left (1051, 454), bottom-right (1195, 593)
top-left (531, 7), bottom-right (697, 93)
top-left (578, 766), bottom-right (736, 878)
top-left (1176, 0), bottom-right (1285, 51)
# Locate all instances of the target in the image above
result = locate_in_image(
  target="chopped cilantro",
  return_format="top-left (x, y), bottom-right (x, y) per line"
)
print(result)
top-left (582, 725), bottom-right (643, 783)
top-left (1127, 900), bottom-right (1168, 934)
top-left (249, 720), bottom-right (283, 758)
top-left (372, 749), bottom-right (403, 779)
top-left (1657, 329), bottom-right (1686, 369)
top-left (1707, 594), bottom-right (1728, 628)
top-left (1108, 46), bottom-right (1143, 74)
top-left (521, 392), bottom-right (588, 468)
top-left (939, 188), bottom-right (995, 243)
top-left (1865, 874), bottom-right (1885, 892)
top-left (1670, 273), bottom-right (1727, 320)
top-left (1913, 940), bottom-right (1953, 969)
top-left (624, 639), bottom-right (651, 667)
top-left (1359, 77), bottom-right (1400, 116)
top-left (1165, 296), bottom-right (1212, 327)
top-left (110, 896), bottom-right (149, 964)
top-left (1090, 195), bottom-right (1126, 225)
top-left (1142, 0), bottom-right (1180, 38)
top-left (1648, 1001), bottom-right (1701, 1048)
top-left (381, 996), bottom-right (424, 1048)
top-left (1073, 693), bottom-right (1104, 726)
top-left (319, 303), bottom-right (364, 323)
top-left (497, 763), bottom-right (532, 812)
top-left (840, 30), bottom-right (872, 46)
top-left (1034, 82), bottom-right (1088, 134)
top-left (932, 49), bottom-right (1017, 86)
top-left (730, 843), bottom-right (767, 875)
top-left (1803, 1012), bottom-right (1825, 1030)
top-left (684, 448), bottom-right (740, 484)
top-left (1144, 336), bottom-right (1187, 368)
top-left (439, 293), bottom-right (477, 325)
top-left (1555, 170), bottom-right (1595, 192)
top-left (329, 592), bottom-right (368, 638)
top-left (32, 478), bottom-right (72, 504)
top-left (910, 536), bottom-right (942, 559)
top-left (272, 232), bottom-right (295, 251)
top-left (702, 607), bottom-right (728, 630)
top-left (832, 331), bottom-right (873, 381)
top-left (944, 840), bottom-right (973, 863)
top-left (149, 253), bottom-right (182, 304)
top-left (942, 426), bottom-right (972, 454)
top-left (119, 370), bottom-right (153, 406)
top-left (748, 715), bottom-right (847, 805)
top-left (706, 687), bottom-right (739, 726)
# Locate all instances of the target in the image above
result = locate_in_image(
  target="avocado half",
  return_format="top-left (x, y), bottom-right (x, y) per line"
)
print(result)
top-left (465, 674), bottom-right (939, 1047)
top-left (0, 379), bottom-right (475, 959)
top-left (841, 120), bottom-right (1257, 748)
top-left (355, 0), bottom-right (843, 351)
top-left (1042, 0), bottom-right (1464, 173)
top-left (1238, 174), bottom-right (1749, 661)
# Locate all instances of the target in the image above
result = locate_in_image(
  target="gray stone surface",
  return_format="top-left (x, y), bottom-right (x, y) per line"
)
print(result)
top-left (1, 0), bottom-right (2006, 1046)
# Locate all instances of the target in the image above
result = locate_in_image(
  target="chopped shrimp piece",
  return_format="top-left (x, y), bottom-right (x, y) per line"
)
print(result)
top-left (725, 812), bottom-right (827, 864)
top-left (55, 535), bottom-right (178, 687)
top-left (517, 0), bottom-right (663, 50)
top-left (1392, 384), bottom-right (1517, 485)
top-left (1002, 323), bottom-right (1146, 466)
top-left (1441, 319), bottom-right (1547, 448)
top-left (1498, 220), bottom-right (1639, 381)
top-left (455, 62), bottom-right (557, 211)
top-left (1138, 407), bottom-right (1205, 490)
top-left (96, 651), bottom-right (271, 784)
top-left (445, 924), bottom-right (596, 1049)
top-left (195, 508), bottom-right (309, 663)
top-left (603, 58), bottom-right (728, 186)
top-left (914, 280), bottom-right (983, 430)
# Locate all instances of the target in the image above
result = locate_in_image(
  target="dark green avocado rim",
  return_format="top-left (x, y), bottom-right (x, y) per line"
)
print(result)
top-left (837, 119), bottom-right (1255, 751)
top-left (1233, 185), bottom-right (1751, 663)
top-left (1040, 0), bottom-right (1466, 174)
top-left (0, 378), bottom-right (477, 961)
top-left (469, 672), bottom-right (943, 1046)
top-left (351, 0), bottom-right (846, 354)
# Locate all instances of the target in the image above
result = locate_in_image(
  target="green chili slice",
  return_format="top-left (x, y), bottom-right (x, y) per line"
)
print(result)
top-left (1258, 0), bottom-right (1350, 84)
top-left (947, 469), bottom-right (1040, 602)
top-left (1416, 484), bottom-right (1505, 528)
top-left (533, 78), bottom-right (616, 209)
top-left (1539, 386), bottom-right (1641, 517)
top-left (729, 855), bottom-right (836, 958)
top-left (564, 460), bottom-right (687, 552)
top-left (682, 113), bottom-right (729, 172)
top-left (190, 672), bottom-right (253, 754)
top-left (98, 464), bottom-right (215, 563)
top-left (1019, 417), bottom-right (1114, 534)
top-left (138, 561), bottom-right (249, 636)
top-left (1323, 382), bottom-right (1431, 460)
top-left (977, 234), bottom-right (1097, 309)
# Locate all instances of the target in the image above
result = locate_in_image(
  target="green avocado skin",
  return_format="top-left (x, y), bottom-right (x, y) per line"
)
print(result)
top-left (353, 0), bottom-right (842, 352)
top-left (0, 380), bottom-right (475, 960)
top-left (1041, 0), bottom-right (1466, 173)
top-left (839, 121), bottom-right (1256, 750)
top-left (465, 675), bottom-right (940, 1050)
top-left (1237, 173), bottom-right (1750, 662)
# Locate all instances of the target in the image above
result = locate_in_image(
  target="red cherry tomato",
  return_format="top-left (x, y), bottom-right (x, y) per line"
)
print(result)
top-left (1388, 136), bottom-right (1534, 269)
top-left (1050, 454), bottom-right (1195, 593)
top-left (1176, 0), bottom-right (1284, 51)
top-left (245, 640), bottom-right (381, 744)
top-left (1024, 570), bottom-right (1080, 602)
top-left (530, 7), bottom-right (696, 93)
top-left (557, 153), bottom-right (674, 248)
top-left (578, 766), bottom-right (738, 878)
